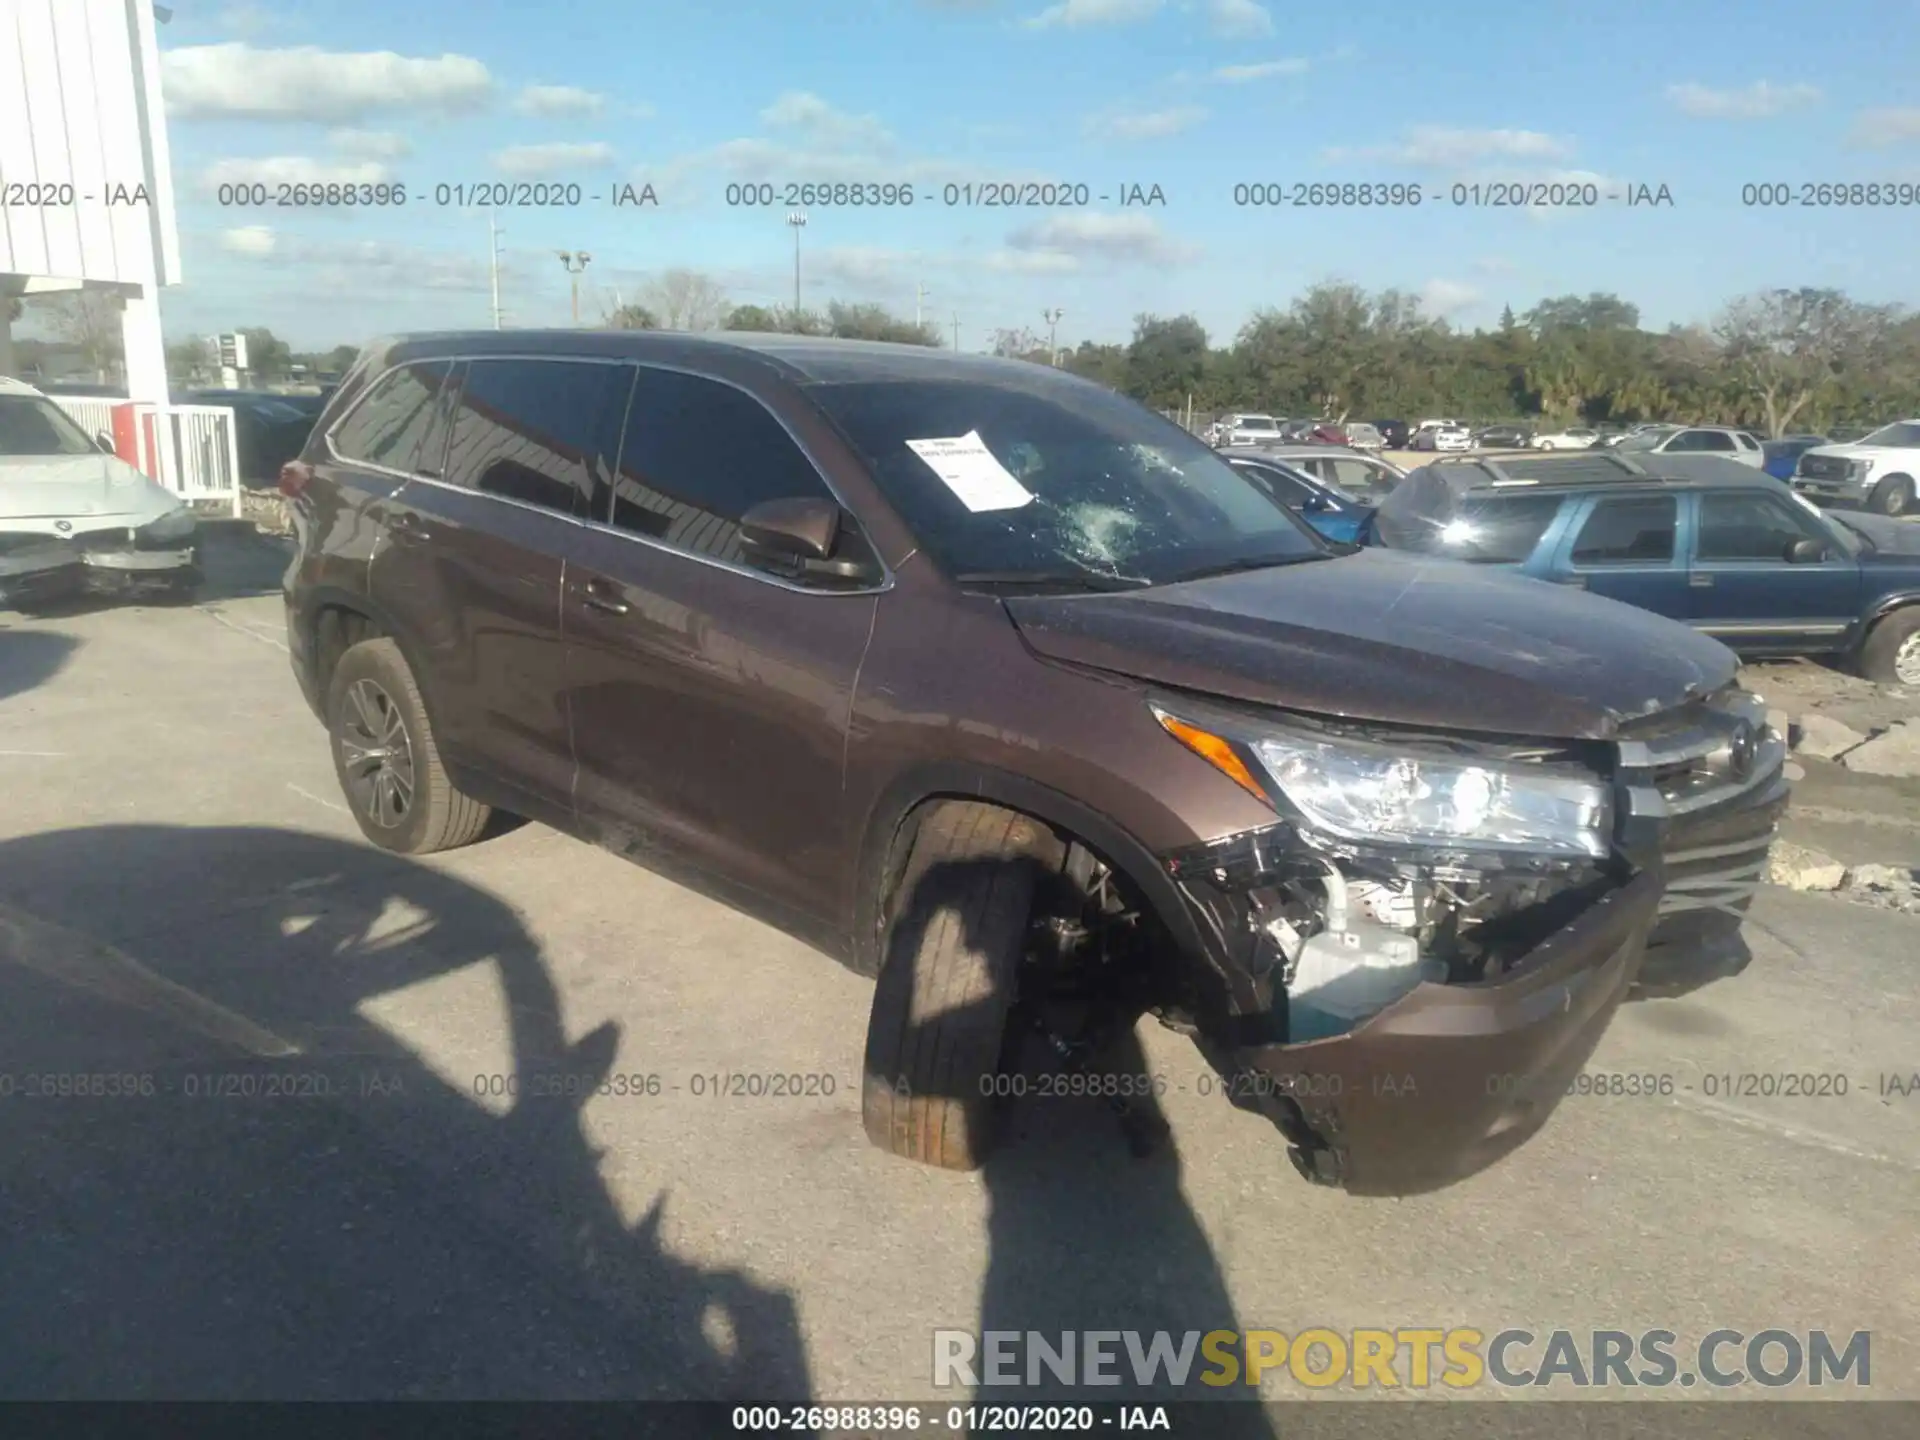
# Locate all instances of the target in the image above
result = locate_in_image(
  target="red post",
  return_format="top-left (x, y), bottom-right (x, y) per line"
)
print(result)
top-left (110, 402), bottom-right (141, 464)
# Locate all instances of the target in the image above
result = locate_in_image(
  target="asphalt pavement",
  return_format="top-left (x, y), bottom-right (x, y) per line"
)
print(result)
top-left (0, 530), bottom-right (1914, 1410)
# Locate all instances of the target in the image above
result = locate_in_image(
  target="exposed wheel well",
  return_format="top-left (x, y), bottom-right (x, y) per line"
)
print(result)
top-left (311, 603), bottom-right (384, 704)
top-left (872, 794), bottom-right (1191, 1018)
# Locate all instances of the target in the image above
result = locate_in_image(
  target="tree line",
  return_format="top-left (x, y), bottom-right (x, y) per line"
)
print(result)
top-left (609, 275), bottom-right (1920, 440)
top-left (20, 267), bottom-right (1913, 441)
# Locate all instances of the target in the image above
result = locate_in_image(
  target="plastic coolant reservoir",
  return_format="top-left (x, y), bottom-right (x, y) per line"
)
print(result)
top-left (1282, 869), bottom-right (1446, 1042)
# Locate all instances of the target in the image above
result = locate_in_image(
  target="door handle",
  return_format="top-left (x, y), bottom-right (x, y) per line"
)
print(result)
top-left (1689, 574), bottom-right (1715, 588)
top-left (579, 578), bottom-right (631, 615)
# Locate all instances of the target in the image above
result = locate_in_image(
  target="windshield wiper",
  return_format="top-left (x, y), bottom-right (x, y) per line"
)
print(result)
top-left (1166, 552), bottom-right (1333, 584)
top-left (953, 569), bottom-right (1150, 592)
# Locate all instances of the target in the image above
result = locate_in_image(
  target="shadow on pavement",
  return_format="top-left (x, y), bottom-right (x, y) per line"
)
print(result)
top-left (0, 627), bottom-right (79, 703)
top-left (873, 857), bottom-right (1279, 1436)
top-left (0, 824), bottom-right (812, 1402)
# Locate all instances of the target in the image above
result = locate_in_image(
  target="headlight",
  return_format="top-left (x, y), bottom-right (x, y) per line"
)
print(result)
top-left (1850, 459), bottom-right (1875, 481)
top-left (138, 506), bottom-right (198, 543)
top-left (1155, 705), bottom-right (1614, 859)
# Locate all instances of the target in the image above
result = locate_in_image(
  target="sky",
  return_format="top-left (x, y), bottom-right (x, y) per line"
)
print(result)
top-left (127, 0), bottom-right (1917, 352)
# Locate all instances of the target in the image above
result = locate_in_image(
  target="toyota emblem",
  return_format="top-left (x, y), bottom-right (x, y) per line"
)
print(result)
top-left (54, 519), bottom-right (72, 533)
top-left (1726, 721), bottom-right (1757, 780)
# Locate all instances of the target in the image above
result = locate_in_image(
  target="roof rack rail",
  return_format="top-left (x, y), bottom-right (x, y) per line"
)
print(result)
top-left (1424, 451), bottom-right (1658, 487)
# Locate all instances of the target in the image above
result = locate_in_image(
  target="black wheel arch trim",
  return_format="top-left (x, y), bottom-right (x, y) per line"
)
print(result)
top-left (1864, 590), bottom-right (1920, 628)
top-left (292, 582), bottom-right (451, 744)
top-left (849, 761), bottom-right (1219, 988)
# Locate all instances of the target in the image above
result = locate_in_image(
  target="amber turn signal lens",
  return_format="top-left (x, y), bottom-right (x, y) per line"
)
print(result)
top-left (1155, 712), bottom-right (1271, 805)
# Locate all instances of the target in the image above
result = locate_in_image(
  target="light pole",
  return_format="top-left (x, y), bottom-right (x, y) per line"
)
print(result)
top-left (786, 211), bottom-right (807, 327)
top-left (489, 217), bottom-right (504, 328)
top-left (556, 250), bottom-right (591, 325)
top-left (916, 282), bottom-right (930, 329)
top-left (1043, 307), bottom-right (1063, 366)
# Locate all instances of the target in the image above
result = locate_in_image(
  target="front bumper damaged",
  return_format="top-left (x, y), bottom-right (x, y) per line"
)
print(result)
top-left (1163, 828), bottom-right (1662, 1198)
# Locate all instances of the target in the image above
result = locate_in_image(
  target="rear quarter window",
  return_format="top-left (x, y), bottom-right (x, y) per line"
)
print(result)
top-left (1445, 493), bottom-right (1564, 563)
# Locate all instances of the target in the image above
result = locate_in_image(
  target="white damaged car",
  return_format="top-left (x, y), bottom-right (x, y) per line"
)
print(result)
top-left (0, 376), bottom-right (201, 609)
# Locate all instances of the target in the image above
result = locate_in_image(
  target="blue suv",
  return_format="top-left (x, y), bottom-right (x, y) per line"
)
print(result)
top-left (1368, 452), bottom-right (1920, 686)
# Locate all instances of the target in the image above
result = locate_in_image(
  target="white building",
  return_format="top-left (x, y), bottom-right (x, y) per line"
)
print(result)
top-left (0, 0), bottom-right (182, 403)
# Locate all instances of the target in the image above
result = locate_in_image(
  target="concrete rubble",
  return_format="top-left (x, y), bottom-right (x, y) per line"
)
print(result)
top-left (1767, 842), bottom-right (1848, 893)
top-left (1794, 713), bottom-right (1866, 761)
top-left (1839, 719), bottom-right (1920, 779)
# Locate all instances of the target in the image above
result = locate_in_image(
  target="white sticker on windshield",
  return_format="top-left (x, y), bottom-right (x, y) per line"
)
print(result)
top-left (904, 431), bottom-right (1034, 512)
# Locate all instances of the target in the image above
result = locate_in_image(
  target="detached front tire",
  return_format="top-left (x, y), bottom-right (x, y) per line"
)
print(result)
top-left (862, 803), bottom-right (1058, 1170)
top-left (326, 637), bottom-right (491, 854)
top-left (1859, 607), bottom-right (1920, 687)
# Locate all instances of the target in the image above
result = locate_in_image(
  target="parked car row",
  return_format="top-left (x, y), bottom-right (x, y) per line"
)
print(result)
top-left (277, 329), bottom-right (1788, 1198)
top-left (1366, 449), bottom-right (1920, 685)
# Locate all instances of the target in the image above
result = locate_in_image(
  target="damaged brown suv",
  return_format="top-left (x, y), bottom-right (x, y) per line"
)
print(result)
top-left (281, 332), bottom-right (1788, 1195)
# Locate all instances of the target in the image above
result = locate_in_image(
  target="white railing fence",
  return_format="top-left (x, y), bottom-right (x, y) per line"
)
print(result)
top-left (48, 397), bottom-right (243, 517)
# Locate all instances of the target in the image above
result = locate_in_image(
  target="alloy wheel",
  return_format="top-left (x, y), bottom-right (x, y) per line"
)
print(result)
top-left (338, 678), bottom-right (416, 828)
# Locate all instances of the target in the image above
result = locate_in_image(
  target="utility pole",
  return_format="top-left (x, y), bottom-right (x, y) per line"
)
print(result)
top-left (556, 250), bottom-right (591, 325)
top-left (916, 282), bottom-right (929, 328)
top-left (951, 313), bottom-right (960, 351)
top-left (787, 211), bottom-right (807, 323)
top-left (489, 217), bottom-right (504, 328)
top-left (1043, 307), bottom-right (1063, 366)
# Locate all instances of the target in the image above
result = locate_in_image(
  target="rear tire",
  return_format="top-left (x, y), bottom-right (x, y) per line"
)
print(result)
top-left (1859, 607), bottom-right (1920, 687)
top-left (326, 637), bottom-right (492, 854)
top-left (1869, 475), bottom-right (1915, 517)
top-left (861, 803), bottom-right (1056, 1170)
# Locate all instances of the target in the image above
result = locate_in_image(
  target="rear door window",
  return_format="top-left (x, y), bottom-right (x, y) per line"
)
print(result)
top-left (442, 358), bottom-right (628, 517)
top-left (1570, 496), bottom-right (1677, 564)
top-left (1441, 492), bottom-right (1564, 562)
top-left (328, 361), bottom-right (453, 474)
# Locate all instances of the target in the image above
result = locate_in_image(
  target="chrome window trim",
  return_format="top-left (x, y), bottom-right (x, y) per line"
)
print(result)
top-left (335, 350), bottom-right (895, 598)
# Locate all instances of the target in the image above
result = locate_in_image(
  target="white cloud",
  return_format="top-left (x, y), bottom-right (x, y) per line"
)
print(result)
top-left (492, 142), bottom-right (617, 175)
top-left (329, 128), bottom-right (412, 160)
top-left (218, 225), bottom-right (277, 256)
top-left (514, 84), bottom-right (608, 117)
top-left (1666, 81), bottom-right (1820, 119)
top-left (636, 138), bottom-right (1049, 201)
top-left (1025, 0), bottom-right (1162, 29)
top-left (1205, 0), bottom-right (1272, 38)
top-left (1084, 106), bottom-right (1207, 140)
top-left (1003, 211), bottom-right (1197, 267)
top-left (1851, 107), bottom-right (1920, 146)
top-left (209, 233), bottom-right (493, 292)
top-left (1326, 127), bottom-right (1573, 167)
top-left (811, 247), bottom-right (917, 286)
top-left (980, 248), bottom-right (1083, 275)
top-left (163, 44), bottom-right (492, 121)
top-left (200, 156), bottom-right (393, 191)
top-left (1213, 57), bottom-right (1309, 83)
top-left (1418, 279), bottom-right (1480, 317)
top-left (760, 92), bottom-right (894, 150)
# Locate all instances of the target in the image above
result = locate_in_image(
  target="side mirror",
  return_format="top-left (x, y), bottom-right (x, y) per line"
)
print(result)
top-left (95, 431), bottom-right (116, 455)
top-left (1784, 538), bottom-right (1827, 564)
top-left (738, 496), bottom-right (879, 583)
top-left (740, 496), bottom-right (838, 560)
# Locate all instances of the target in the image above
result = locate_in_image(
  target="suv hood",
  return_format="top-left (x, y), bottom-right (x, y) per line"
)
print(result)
top-left (0, 455), bottom-right (182, 531)
top-left (1806, 442), bottom-right (1914, 464)
top-left (1838, 511), bottom-right (1920, 559)
top-left (1004, 549), bottom-right (1737, 741)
